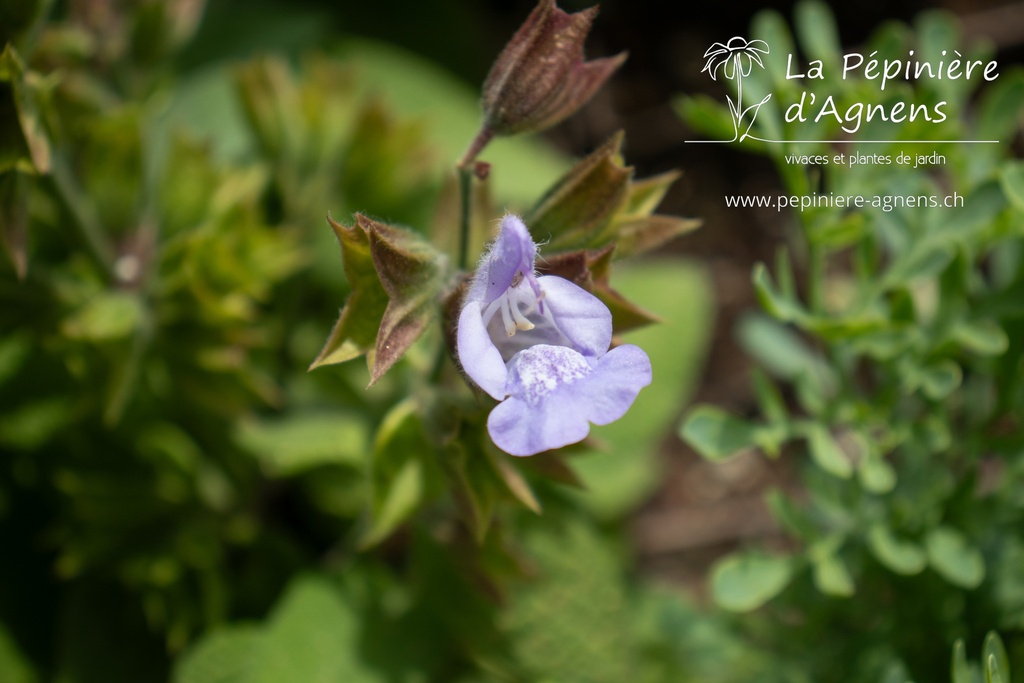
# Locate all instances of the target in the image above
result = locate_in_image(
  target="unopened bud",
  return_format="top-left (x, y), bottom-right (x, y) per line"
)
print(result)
top-left (481, 0), bottom-right (625, 137)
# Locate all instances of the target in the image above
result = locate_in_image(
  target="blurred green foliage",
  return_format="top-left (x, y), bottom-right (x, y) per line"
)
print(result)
top-left (680, 2), bottom-right (1024, 681)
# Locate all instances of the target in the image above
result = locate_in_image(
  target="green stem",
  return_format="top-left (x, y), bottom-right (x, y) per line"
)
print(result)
top-left (457, 126), bottom-right (493, 170)
top-left (455, 126), bottom-right (494, 270)
top-left (457, 165), bottom-right (473, 271)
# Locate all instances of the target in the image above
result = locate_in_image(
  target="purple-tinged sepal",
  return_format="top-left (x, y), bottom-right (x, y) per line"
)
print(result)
top-left (525, 131), bottom-right (701, 257)
top-left (311, 214), bottom-right (445, 386)
top-left (480, 0), bottom-right (625, 138)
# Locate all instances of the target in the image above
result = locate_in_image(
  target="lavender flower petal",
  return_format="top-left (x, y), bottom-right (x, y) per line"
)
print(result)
top-left (468, 215), bottom-right (539, 305)
top-left (487, 343), bottom-right (651, 456)
top-left (538, 275), bottom-right (612, 358)
top-left (457, 300), bottom-right (510, 400)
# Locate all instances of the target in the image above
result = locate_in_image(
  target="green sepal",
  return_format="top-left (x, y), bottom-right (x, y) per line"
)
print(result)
top-left (0, 44), bottom-right (50, 277)
top-left (609, 214), bottom-right (701, 260)
top-left (526, 131), bottom-right (632, 251)
top-left (526, 131), bottom-right (697, 257)
top-left (311, 214), bottom-right (445, 386)
top-left (310, 215), bottom-right (390, 371)
top-left (0, 44), bottom-right (50, 175)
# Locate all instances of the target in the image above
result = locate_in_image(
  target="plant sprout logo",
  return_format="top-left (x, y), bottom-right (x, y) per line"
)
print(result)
top-left (702, 37), bottom-right (772, 142)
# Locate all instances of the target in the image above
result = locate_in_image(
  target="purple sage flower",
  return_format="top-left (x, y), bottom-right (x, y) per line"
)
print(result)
top-left (457, 214), bottom-right (651, 456)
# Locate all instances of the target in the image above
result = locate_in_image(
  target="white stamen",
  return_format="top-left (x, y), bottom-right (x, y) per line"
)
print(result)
top-left (510, 298), bottom-right (534, 331)
top-left (499, 298), bottom-right (516, 336)
top-left (481, 298), bottom-right (503, 327)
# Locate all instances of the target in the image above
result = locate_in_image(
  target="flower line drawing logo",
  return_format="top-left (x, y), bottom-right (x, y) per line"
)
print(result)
top-left (702, 36), bottom-right (773, 142)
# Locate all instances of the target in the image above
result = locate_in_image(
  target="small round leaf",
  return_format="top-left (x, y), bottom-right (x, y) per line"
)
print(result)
top-left (711, 552), bottom-right (794, 612)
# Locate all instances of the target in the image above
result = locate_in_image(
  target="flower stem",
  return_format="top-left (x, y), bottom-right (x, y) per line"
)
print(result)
top-left (456, 126), bottom-right (493, 271)
top-left (457, 126), bottom-right (493, 170)
top-left (457, 165), bottom-right (474, 271)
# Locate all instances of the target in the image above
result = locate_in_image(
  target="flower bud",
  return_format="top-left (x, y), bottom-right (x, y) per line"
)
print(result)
top-left (481, 0), bottom-right (625, 137)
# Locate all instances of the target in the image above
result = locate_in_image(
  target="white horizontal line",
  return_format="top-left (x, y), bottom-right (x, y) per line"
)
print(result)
top-left (685, 139), bottom-right (1000, 144)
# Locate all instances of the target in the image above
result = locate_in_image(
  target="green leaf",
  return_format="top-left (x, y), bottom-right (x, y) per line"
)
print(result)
top-left (901, 357), bottom-right (963, 400)
top-left (983, 632), bottom-right (1010, 683)
top-left (236, 413), bottom-right (370, 476)
top-left (488, 448), bottom-right (541, 515)
top-left (443, 442), bottom-right (499, 543)
top-left (673, 94), bottom-right (738, 142)
top-left (805, 425), bottom-right (853, 479)
top-left (857, 452), bottom-right (896, 494)
top-left (752, 9), bottom-right (798, 90)
top-left (926, 526), bottom-right (985, 588)
top-left (62, 291), bottom-right (144, 342)
top-left (867, 524), bottom-right (926, 575)
top-left (737, 314), bottom-right (834, 393)
top-left (950, 319), bottom-right (1009, 356)
top-left (361, 400), bottom-right (429, 548)
top-left (711, 552), bottom-right (795, 612)
top-left (175, 578), bottom-right (386, 683)
top-left (766, 489), bottom-right (817, 541)
top-left (0, 621), bottom-right (36, 683)
top-left (751, 368), bottom-right (788, 424)
top-left (890, 241), bottom-right (955, 282)
top-left (978, 72), bottom-right (1024, 143)
top-left (951, 639), bottom-right (971, 683)
top-left (999, 161), bottom-right (1024, 212)
top-left (752, 263), bottom-right (804, 322)
top-left (173, 626), bottom-right (263, 683)
top-left (0, 331), bottom-right (29, 386)
top-left (812, 552), bottom-right (854, 598)
top-left (680, 406), bottom-right (759, 461)
top-left (794, 1), bottom-right (842, 71)
top-left (941, 181), bottom-right (1007, 236)
top-left (0, 397), bottom-right (71, 450)
top-left (253, 576), bottom-right (383, 683)
top-left (988, 656), bottom-right (1005, 683)
top-left (921, 360), bottom-right (962, 400)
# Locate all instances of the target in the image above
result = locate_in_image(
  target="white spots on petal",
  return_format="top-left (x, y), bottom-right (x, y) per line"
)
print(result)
top-left (510, 345), bottom-right (591, 405)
